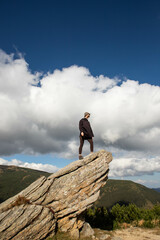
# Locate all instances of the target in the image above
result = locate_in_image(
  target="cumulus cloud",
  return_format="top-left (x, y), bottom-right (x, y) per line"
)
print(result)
top-left (0, 49), bottom-right (120, 156)
top-left (0, 48), bottom-right (160, 175)
top-left (0, 157), bottom-right (59, 173)
top-left (109, 155), bottom-right (160, 177)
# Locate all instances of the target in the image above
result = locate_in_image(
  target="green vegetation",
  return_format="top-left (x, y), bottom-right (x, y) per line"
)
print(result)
top-left (85, 203), bottom-right (160, 230)
top-left (0, 165), bottom-right (50, 203)
top-left (95, 179), bottom-right (160, 209)
top-left (46, 204), bottom-right (160, 239)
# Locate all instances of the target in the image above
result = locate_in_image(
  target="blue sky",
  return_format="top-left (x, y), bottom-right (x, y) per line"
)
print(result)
top-left (1, 0), bottom-right (160, 84)
top-left (0, 0), bottom-right (160, 188)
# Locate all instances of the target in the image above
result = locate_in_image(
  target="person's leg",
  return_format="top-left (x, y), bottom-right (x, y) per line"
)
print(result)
top-left (79, 136), bottom-right (84, 155)
top-left (87, 138), bottom-right (94, 153)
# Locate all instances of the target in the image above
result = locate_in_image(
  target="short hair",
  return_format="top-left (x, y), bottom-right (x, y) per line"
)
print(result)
top-left (84, 112), bottom-right (90, 117)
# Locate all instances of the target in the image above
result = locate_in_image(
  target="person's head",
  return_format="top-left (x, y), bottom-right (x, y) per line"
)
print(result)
top-left (84, 112), bottom-right (90, 118)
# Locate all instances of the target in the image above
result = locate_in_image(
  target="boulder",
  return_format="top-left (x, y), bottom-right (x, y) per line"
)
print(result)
top-left (80, 222), bottom-right (94, 238)
top-left (0, 149), bottom-right (112, 239)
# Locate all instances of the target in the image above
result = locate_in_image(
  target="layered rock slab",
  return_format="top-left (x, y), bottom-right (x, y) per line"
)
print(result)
top-left (0, 149), bottom-right (112, 239)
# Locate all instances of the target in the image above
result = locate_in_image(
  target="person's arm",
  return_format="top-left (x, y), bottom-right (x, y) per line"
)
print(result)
top-left (79, 120), bottom-right (84, 136)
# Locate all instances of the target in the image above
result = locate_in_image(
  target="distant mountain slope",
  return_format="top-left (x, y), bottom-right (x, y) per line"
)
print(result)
top-left (1, 166), bottom-right (160, 209)
top-left (95, 179), bottom-right (160, 209)
top-left (152, 188), bottom-right (160, 193)
top-left (0, 165), bottom-right (50, 203)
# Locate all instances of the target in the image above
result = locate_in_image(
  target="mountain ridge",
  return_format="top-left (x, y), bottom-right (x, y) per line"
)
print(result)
top-left (0, 165), bottom-right (50, 203)
top-left (95, 179), bottom-right (160, 209)
top-left (1, 165), bottom-right (160, 209)
top-left (152, 188), bottom-right (160, 193)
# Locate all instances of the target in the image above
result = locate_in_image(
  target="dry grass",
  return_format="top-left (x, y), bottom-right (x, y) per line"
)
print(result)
top-left (11, 195), bottom-right (30, 206)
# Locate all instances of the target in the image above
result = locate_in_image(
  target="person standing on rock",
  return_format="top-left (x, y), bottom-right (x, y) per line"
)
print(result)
top-left (79, 112), bottom-right (94, 160)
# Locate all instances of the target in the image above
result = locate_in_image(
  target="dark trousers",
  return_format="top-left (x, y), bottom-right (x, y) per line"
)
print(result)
top-left (79, 136), bottom-right (93, 154)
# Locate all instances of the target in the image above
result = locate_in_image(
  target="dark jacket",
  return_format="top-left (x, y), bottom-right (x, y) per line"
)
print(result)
top-left (79, 118), bottom-right (94, 139)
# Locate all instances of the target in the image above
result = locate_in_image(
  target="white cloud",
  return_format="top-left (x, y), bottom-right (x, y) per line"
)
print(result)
top-left (109, 155), bottom-right (160, 177)
top-left (0, 50), bottom-right (121, 156)
top-left (0, 157), bottom-right (59, 173)
top-left (0, 48), bottom-right (160, 180)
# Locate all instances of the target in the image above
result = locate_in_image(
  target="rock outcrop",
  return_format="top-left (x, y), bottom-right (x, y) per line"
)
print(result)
top-left (0, 149), bottom-right (112, 240)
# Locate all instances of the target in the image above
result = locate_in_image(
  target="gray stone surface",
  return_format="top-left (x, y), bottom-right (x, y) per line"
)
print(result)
top-left (0, 149), bottom-right (112, 240)
top-left (80, 222), bottom-right (94, 238)
top-left (111, 237), bottom-right (123, 240)
top-left (99, 234), bottom-right (111, 240)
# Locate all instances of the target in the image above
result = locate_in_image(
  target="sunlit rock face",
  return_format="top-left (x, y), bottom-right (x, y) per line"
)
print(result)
top-left (0, 149), bottom-right (112, 240)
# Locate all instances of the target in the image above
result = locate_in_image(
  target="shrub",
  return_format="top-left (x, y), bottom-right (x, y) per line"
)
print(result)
top-left (85, 203), bottom-right (160, 230)
top-left (142, 220), bottom-right (154, 228)
top-left (111, 203), bottom-right (141, 223)
top-left (153, 204), bottom-right (160, 218)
